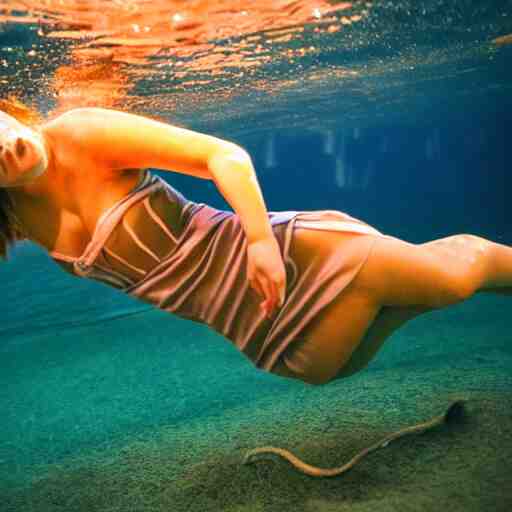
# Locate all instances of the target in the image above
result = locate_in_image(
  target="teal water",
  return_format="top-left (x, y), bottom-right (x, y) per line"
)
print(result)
top-left (1, 0), bottom-right (511, 510)
top-left (2, 288), bottom-right (511, 510)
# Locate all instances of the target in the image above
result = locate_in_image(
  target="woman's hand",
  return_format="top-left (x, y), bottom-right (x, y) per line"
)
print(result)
top-left (246, 235), bottom-right (287, 319)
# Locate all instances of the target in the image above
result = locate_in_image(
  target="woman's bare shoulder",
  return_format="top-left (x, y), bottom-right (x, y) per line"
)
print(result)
top-left (44, 107), bottom-right (132, 132)
top-left (42, 108), bottom-right (145, 171)
top-left (42, 107), bottom-right (222, 179)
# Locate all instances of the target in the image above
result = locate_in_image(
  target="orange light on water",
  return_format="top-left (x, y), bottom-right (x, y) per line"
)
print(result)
top-left (0, 0), bottom-right (369, 116)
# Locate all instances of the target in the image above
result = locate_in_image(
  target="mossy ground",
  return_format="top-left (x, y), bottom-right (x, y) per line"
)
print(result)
top-left (1, 294), bottom-right (511, 511)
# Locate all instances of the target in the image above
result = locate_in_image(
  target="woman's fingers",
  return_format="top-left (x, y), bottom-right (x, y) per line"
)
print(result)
top-left (276, 274), bottom-right (285, 307)
top-left (260, 273), bottom-right (286, 317)
top-left (250, 276), bottom-right (265, 301)
top-left (246, 235), bottom-right (287, 317)
top-left (269, 270), bottom-right (285, 309)
top-left (259, 276), bottom-right (275, 316)
top-left (248, 266), bottom-right (286, 317)
top-left (250, 275), bottom-right (273, 315)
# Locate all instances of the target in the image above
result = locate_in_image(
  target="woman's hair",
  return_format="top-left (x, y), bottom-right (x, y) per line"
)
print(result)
top-left (0, 95), bottom-right (43, 260)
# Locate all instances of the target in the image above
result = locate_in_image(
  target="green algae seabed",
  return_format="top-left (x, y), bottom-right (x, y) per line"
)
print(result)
top-left (1, 294), bottom-right (511, 512)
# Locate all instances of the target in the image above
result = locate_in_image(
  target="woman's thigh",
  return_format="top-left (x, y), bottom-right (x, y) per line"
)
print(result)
top-left (275, 284), bottom-right (381, 385)
top-left (272, 227), bottom-right (467, 384)
top-left (273, 228), bottom-right (383, 385)
top-left (354, 234), bottom-right (487, 307)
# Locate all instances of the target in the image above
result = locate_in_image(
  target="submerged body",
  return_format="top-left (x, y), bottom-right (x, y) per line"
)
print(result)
top-left (49, 168), bottom-right (386, 372)
top-left (1, 105), bottom-right (511, 385)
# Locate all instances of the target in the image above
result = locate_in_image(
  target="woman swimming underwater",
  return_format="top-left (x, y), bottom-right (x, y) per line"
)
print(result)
top-left (1, 101), bottom-right (511, 387)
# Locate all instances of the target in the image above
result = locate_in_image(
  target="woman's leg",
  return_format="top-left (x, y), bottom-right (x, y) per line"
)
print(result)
top-left (273, 231), bottom-right (512, 385)
top-left (334, 304), bottom-right (433, 379)
top-left (336, 234), bottom-right (512, 378)
top-left (356, 234), bottom-right (512, 306)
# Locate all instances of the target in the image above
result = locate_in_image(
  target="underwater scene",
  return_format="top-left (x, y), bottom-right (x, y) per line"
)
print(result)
top-left (0, 0), bottom-right (511, 510)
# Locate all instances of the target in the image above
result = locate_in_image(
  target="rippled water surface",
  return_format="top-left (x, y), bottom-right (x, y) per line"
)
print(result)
top-left (0, 0), bottom-right (511, 134)
top-left (1, 5), bottom-right (512, 509)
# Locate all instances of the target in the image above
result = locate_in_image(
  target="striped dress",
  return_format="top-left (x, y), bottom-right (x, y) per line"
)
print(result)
top-left (50, 170), bottom-right (385, 373)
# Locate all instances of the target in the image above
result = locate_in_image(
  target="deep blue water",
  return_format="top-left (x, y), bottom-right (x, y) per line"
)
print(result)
top-left (0, 0), bottom-right (511, 502)
top-left (1, 112), bottom-right (509, 342)
top-left (0, 1), bottom-right (509, 340)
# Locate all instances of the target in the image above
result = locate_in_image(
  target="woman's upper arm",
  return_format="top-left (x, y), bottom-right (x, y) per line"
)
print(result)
top-left (54, 107), bottom-right (242, 179)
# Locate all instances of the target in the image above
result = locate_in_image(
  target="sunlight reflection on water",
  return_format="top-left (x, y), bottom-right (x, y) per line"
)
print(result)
top-left (0, 1), bottom-right (366, 118)
top-left (0, 1), bottom-right (510, 134)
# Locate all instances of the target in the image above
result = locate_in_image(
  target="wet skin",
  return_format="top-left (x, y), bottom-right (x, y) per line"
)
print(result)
top-left (0, 114), bottom-right (48, 188)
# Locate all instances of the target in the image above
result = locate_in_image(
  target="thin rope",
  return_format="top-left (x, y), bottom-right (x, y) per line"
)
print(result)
top-left (243, 400), bottom-right (466, 478)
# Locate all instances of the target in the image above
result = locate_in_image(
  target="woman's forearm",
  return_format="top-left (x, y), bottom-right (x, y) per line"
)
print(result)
top-left (208, 146), bottom-right (274, 245)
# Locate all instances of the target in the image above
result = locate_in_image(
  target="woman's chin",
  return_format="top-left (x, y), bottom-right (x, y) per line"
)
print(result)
top-left (23, 162), bottom-right (47, 182)
top-left (8, 160), bottom-right (48, 186)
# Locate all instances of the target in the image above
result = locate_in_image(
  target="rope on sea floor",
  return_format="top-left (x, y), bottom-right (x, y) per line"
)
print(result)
top-left (243, 400), bottom-right (467, 478)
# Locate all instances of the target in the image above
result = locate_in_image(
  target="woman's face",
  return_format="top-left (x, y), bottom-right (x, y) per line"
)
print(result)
top-left (0, 112), bottom-right (48, 188)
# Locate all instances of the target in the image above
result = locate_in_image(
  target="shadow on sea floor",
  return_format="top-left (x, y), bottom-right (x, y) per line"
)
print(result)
top-left (1, 295), bottom-right (511, 512)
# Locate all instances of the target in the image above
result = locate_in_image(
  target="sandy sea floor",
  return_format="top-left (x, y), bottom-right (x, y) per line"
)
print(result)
top-left (1, 293), bottom-right (511, 512)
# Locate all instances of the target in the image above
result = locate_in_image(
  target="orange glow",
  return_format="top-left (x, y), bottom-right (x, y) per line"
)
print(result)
top-left (0, 0), bottom-right (369, 115)
top-left (493, 34), bottom-right (512, 46)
